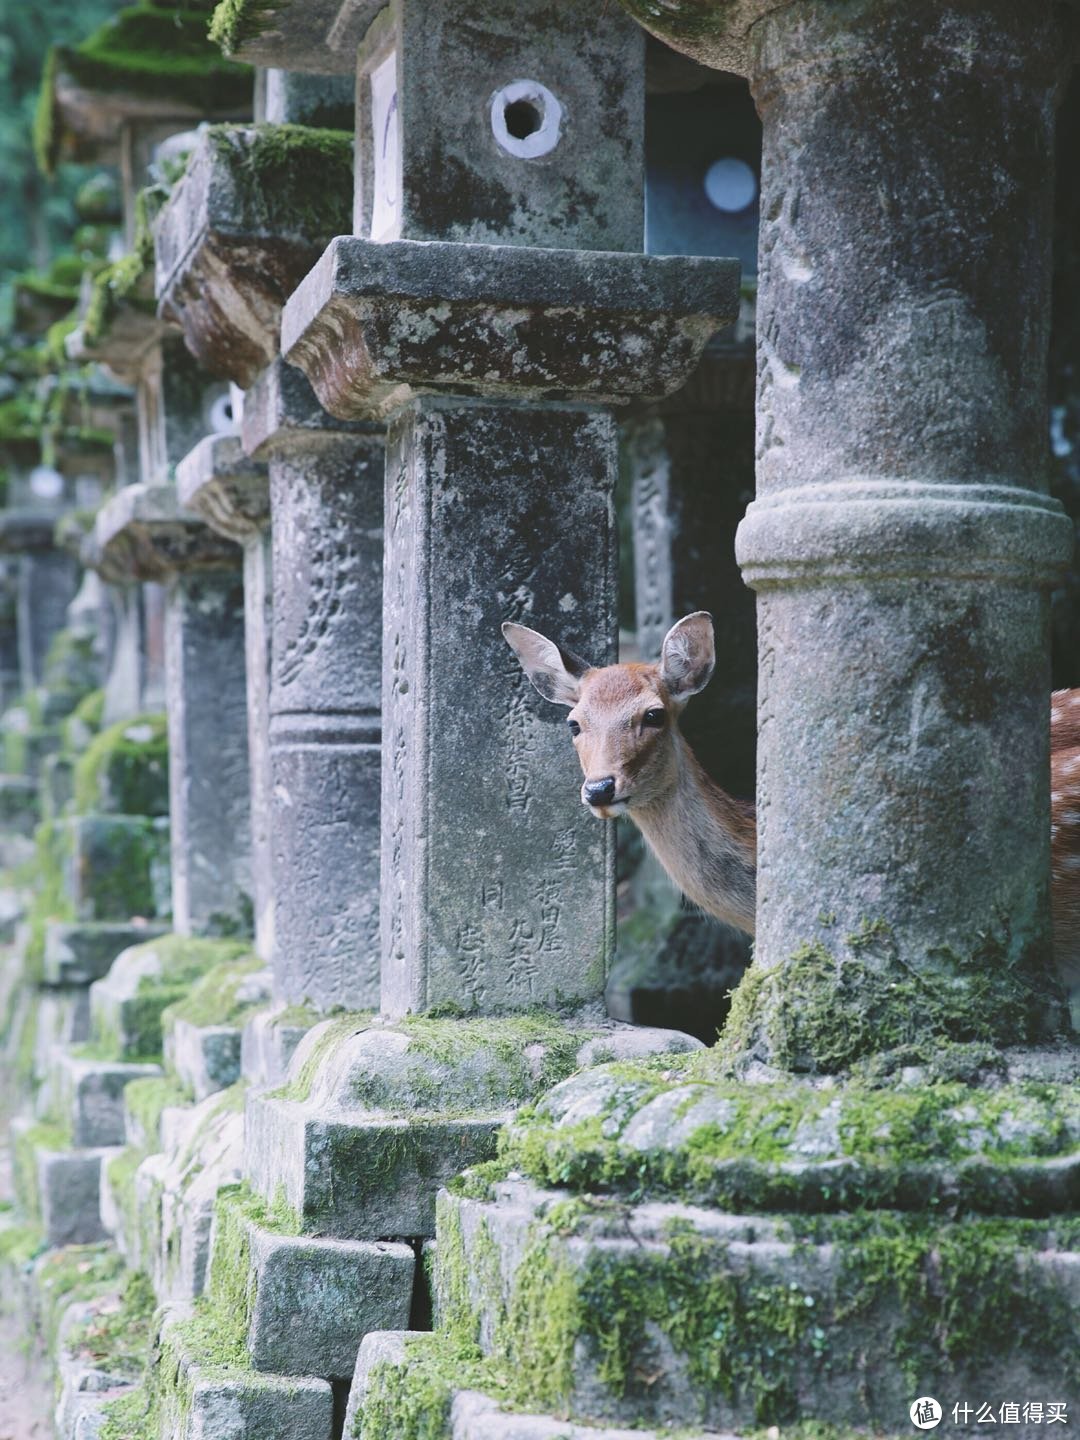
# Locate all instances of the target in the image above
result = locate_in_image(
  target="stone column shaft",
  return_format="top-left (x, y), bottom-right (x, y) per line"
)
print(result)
top-left (728, 0), bottom-right (1077, 1061)
top-left (381, 397), bottom-right (617, 1016)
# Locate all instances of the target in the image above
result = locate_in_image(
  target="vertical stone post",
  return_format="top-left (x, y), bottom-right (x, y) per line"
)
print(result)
top-left (621, 0), bottom-right (1077, 1063)
top-left (283, 0), bottom-right (739, 1017)
top-left (177, 436), bottom-right (273, 956)
top-left (243, 362), bottom-right (384, 1009)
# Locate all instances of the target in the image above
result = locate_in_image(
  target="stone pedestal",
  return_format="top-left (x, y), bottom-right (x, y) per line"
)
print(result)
top-left (0, 513), bottom-right (79, 691)
top-left (244, 362), bottom-right (384, 1010)
top-left (94, 483), bottom-right (252, 936)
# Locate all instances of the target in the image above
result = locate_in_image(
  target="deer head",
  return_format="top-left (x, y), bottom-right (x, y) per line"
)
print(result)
top-left (502, 612), bottom-right (716, 819)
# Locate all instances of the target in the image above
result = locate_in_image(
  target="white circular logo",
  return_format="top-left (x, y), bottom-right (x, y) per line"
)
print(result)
top-left (910, 1398), bottom-right (942, 1430)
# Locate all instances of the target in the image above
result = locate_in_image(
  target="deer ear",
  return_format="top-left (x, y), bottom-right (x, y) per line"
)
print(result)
top-left (502, 622), bottom-right (590, 707)
top-left (659, 612), bottom-right (715, 703)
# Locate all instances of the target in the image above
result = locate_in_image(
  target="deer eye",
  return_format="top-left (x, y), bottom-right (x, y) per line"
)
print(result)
top-left (567, 718), bottom-right (581, 737)
top-left (642, 708), bottom-right (665, 729)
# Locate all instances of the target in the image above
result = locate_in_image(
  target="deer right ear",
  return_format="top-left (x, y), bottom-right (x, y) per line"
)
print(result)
top-left (502, 622), bottom-right (589, 707)
top-left (659, 611), bottom-right (715, 703)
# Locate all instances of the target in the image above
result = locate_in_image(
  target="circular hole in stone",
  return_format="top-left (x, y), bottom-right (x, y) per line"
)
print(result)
top-left (504, 97), bottom-right (542, 141)
top-left (703, 157), bottom-right (758, 214)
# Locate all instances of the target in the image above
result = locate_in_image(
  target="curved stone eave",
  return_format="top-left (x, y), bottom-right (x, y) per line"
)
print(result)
top-left (210, 0), bottom-right (384, 74)
top-left (616, 0), bottom-right (792, 74)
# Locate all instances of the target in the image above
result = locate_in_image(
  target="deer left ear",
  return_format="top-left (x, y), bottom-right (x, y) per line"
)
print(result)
top-left (502, 622), bottom-right (591, 707)
top-left (659, 612), bottom-right (715, 703)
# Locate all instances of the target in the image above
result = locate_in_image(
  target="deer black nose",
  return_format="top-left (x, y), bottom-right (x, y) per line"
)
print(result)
top-left (584, 777), bottom-right (616, 807)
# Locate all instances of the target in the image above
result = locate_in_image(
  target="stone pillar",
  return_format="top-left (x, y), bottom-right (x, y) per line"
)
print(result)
top-left (283, 0), bottom-right (739, 1017)
top-left (94, 482), bottom-right (252, 938)
top-left (177, 435), bottom-right (274, 958)
top-left (619, 0), bottom-right (1078, 1064)
top-left (0, 514), bottom-right (79, 691)
top-left (243, 362), bottom-right (384, 1009)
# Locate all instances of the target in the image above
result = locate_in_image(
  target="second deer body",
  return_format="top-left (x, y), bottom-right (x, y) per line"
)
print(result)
top-left (504, 612), bottom-right (1080, 1019)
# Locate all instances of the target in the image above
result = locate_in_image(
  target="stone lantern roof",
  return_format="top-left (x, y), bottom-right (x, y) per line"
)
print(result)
top-left (208, 0), bottom-right (383, 73)
top-left (35, 1), bottom-right (253, 176)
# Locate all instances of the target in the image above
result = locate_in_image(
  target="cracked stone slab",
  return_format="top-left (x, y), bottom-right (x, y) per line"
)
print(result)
top-left (176, 434), bottom-right (269, 543)
top-left (280, 237), bottom-right (740, 419)
top-left (92, 483), bottom-right (240, 584)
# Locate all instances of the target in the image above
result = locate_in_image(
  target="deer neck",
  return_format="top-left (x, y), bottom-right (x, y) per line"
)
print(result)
top-left (631, 734), bottom-right (757, 936)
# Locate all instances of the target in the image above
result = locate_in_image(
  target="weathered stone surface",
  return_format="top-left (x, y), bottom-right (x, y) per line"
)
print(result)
top-left (178, 433), bottom-right (272, 957)
top-left (176, 434), bottom-right (269, 542)
top-left (242, 357), bottom-right (375, 458)
top-left (259, 415), bottom-right (384, 1009)
top-left (164, 567), bottom-right (253, 936)
top-left (239, 1003), bottom-right (314, 1086)
top-left (245, 1016), bottom-right (701, 1237)
top-left (55, 1051), bottom-right (162, 1148)
top-left (440, 1181), bottom-right (1080, 1437)
top-left (259, 68), bottom-right (353, 128)
top-left (157, 1303), bottom-right (334, 1440)
top-left (16, 546), bottom-right (81, 688)
top-left (64, 815), bottom-right (172, 924)
top-left (343, 1330), bottom-right (415, 1439)
top-left (451, 1390), bottom-right (720, 1440)
top-left (37, 1145), bottom-right (113, 1247)
top-left (210, 0), bottom-right (383, 73)
top-left (92, 484), bottom-right (240, 586)
top-left (281, 237), bottom-right (740, 420)
top-left (354, 0), bottom-right (644, 252)
top-left (217, 1192), bottom-right (414, 1378)
top-left (0, 774), bottom-right (39, 835)
top-left (380, 400), bottom-right (616, 1016)
top-left (164, 962), bottom-right (272, 1100)
top-left (156, 124), bottom-right (354, 387)
top-left (725, 0), bottom-right (1077, 1061)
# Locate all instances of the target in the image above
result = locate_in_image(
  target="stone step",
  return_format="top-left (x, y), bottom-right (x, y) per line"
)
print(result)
top-left (210, 1184), bottom-right (415, 1382)
top-left (89, 934), bottom-right (254, 1061)
top-left (51, 1048), bottom-right (162, 1147)
top-left (43, 921), bottom-right (170, 988)
top-left (344, 1332), bottom-right (727, 1440)
top-left (162, 955), bottom-right (271, 1100)
top-left (437, 1181), bottom-right (1080, 1437)
top-left (0, 773), bottom-right (39, 835)
top-left (151, 1302), bottom-right (334, 1440)
top-left (102, 1085), bottom-right (244, 1301)
top-left (53, 1287), bottom-right (145, 1440)
top-left (10, 1117), bottom-right (115, 1247)
top-left (54, 815), bottom-right (172, 923)
top-left (245, 1014), bottom-right (702, 1240)
top-left (240, 1001), bottom-right (316, 1086)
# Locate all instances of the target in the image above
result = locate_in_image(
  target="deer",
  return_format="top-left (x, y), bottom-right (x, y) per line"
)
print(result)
top-left (503, 611), bottom-right (1080, 1024)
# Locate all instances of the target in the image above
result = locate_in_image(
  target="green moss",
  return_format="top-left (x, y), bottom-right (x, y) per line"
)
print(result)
top-left (33, 1243), bottom-right (126, 1357)
top-left (0, 1223), bottom-right (44, 1269)
top-left (124, 1074), bottom-right (192, 1147)
top-left (500, 1065), bottom-right (1080, 1214)
top-left (66, 1269), bottom-right (156, 1378)
top-left (73, 712), bottom-right (169, 816)
top-left (100, 1383), bottom-right (158, 1440)
top-left (23, 818), bottom-right (75, 982)
top-left (95, 935), bottom-right (250, 1060)
top-left (269, 1012), bottom-right (376, 1104)
top-left (204, 123), bottom-right (353, 238)
top-left (160, 952), bottom-right (263, 1031)
top-left (208, 0), bottom-right (280, 55)
top-left (37, 8), bottom-right (252, 176)
top-left (719, 922), bottom-right (1067, 1075)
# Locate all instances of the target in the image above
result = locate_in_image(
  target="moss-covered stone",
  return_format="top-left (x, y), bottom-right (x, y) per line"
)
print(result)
top-left (82, 184), bottom-right (169, 346)
top-left (160, 952), bottom-right (264, 1031)
top-left (720, 925), bottom-right (1069, 1076)
top-left (64, 1268), bottom-right (156, 1379)
top-left (36, 6), bottom-right (253, 176)
top-left (203, 122), bottom-right (353, 238)
top-left (208, 0), bottom-right (280, 56)
top-left (499, 1062), bottom-right (1080, 1215)
top-left (32, 1242), bottom-right (127, 1359)
top-left (72, 712), bottom-right (169, 817)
